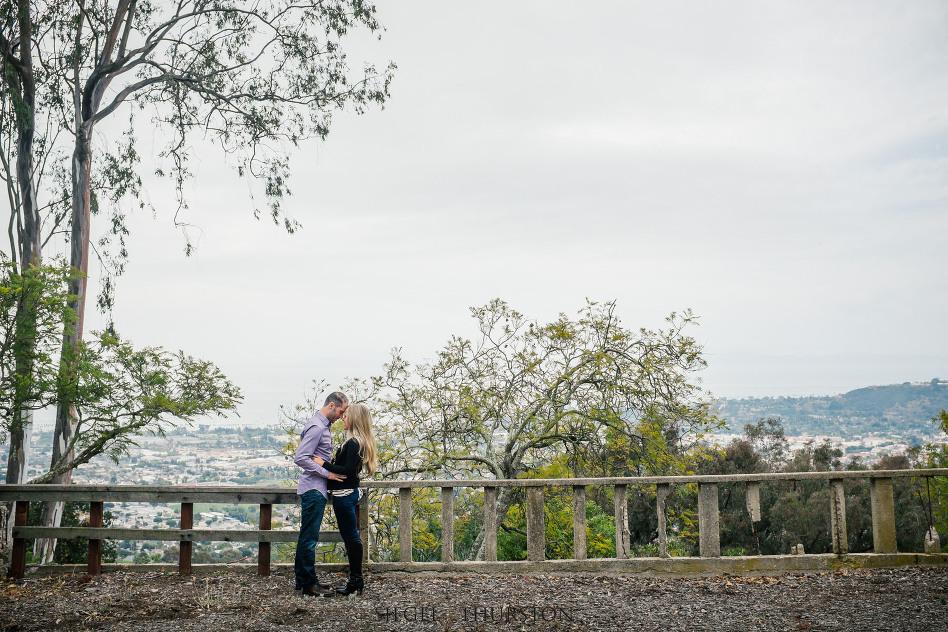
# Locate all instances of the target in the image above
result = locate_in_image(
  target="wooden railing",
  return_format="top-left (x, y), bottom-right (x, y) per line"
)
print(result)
top-left (3, 468), bottom-right (947, 578)
top-left (0, 486), bottom-right (367, 578)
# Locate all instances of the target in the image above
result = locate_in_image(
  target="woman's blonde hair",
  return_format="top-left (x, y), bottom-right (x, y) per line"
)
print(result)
top-left (346, 403), bottom-right (377, 477)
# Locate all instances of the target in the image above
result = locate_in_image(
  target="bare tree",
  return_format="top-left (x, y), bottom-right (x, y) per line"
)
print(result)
top-left (377, 299), bottom-right (722, 559)
top-left (24, 0), bottom-right (394, 560)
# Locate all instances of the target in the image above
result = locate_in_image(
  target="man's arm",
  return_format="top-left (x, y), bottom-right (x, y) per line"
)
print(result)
top-left (294, 424), bottom-right (334, 479)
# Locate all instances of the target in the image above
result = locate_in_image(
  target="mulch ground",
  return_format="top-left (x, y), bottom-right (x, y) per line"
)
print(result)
top-left (1, 567), bottom-right (947, 632)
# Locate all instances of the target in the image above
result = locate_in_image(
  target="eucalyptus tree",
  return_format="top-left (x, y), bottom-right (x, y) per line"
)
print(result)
top-left (377, 299), bottom-right (722, 559)
top-left (27, 0), bottom-right (394, 557)
top-left (1, 1), bottom-right (41, 485)
top-left (0, 1), bottom-right (78, 484)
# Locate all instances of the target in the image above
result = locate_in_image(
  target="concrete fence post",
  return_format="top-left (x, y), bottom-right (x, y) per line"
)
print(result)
top-left (829, 478), bottom-right (848, 555)
top-left (484, 487), bottom-right (498, 562)
top-left (441, 487), bottom-right (454, 563)
top-left (614, 484), bottom-right (629, 559)
top-left (745, 482), bottom-right (761, 522)
top-left (398, 487), bottom-right (412, 562)
top-left (656, 484), bottom-right (671, 558)
top-left (697, 483), bottom-right (720, 557)
top-left (358, 491), bottom-right (371, 560)
top-left (572, 485), bottom-right (587, 560)
top-left (526, 487), bottom-right (545, 561)
top-left (870, 477), bottom-right (897, 554)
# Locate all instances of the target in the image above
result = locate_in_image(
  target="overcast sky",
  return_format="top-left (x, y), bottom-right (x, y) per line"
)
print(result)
top-left (76, 1), bottom-right (948, 426)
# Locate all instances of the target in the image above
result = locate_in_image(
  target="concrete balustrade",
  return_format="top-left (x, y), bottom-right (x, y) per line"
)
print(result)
top-left (3, 469), bottom-right (948, 579)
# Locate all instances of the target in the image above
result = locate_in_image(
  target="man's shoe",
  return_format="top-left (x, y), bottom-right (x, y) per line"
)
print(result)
top-left (302, 583), bottom-right (333, 597)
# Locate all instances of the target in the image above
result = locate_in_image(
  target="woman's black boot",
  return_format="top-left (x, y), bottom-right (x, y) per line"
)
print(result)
top-left (336, 575), bottom-right (364, 596)
top-left (336, 541), bottom-right (364, 596)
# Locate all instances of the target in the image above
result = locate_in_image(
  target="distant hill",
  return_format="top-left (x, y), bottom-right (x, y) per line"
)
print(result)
top-left (716, 379), bottom-right (948, 442)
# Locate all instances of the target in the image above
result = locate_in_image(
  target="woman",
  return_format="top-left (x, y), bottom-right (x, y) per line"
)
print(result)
top-left (312, 402), bottom-right (377, 596)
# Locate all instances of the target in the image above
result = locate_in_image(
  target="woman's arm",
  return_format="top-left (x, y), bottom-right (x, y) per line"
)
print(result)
top-left (314, 439), bottom-right (361, 476)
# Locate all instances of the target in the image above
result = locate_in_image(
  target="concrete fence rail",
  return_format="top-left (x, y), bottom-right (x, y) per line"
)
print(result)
top-left (3, 468), bottom-right (948, 579)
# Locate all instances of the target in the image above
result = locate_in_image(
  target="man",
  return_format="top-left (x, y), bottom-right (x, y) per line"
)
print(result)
top-left (294, 391), bottom-right (348, 596)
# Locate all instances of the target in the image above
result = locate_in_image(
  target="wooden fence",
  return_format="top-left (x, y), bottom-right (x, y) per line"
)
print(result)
top-left (3, 468), bottom-right (947, 578)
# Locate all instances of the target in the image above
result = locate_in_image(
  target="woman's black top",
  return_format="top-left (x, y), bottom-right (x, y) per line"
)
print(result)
top-left (324, 437), bottom-right (362, 490)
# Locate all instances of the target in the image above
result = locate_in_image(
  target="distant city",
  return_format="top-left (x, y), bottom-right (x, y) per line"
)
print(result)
top-left (2, 379), bottom-right (946, 562)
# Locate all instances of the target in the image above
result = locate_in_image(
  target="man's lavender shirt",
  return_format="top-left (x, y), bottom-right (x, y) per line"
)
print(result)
top-left (294, 411), bottom-right (335, 498)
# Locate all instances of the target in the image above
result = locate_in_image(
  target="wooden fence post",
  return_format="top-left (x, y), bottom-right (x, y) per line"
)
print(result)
top-left (179, 503), bottom-right (193, 575)
top-left (9, 500), bottom-right (28, 579)
top-left (87, 502), bottom-right (103, 575)
top-left (258, 503), bottom-right (272, 576)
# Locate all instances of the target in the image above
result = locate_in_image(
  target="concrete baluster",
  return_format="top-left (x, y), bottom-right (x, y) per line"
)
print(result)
top-left (484, 486), bottom-right (498, 562)
top-left (656, 484), bottom-right (671, 558)
top-left (398, 487), bottom-right (412, 562)
top-left (614, 484), bottom-right (629, 559)
top-left (441, 487), bottom-right (454, 563)
top-left (697, 482), bottom-right (721, 557)
top-left (745, 482), bottom-right (761, 522)
top-left (572, 485), bottom-right (587, 560)
top-left (829, 478), bottom-right (848, 555)
top-left (359, 490), bottom-right (370, 560)
top-left (526, 487), bottom-right (546, 561)
top-left (870, 477), bottom-right (897, 554)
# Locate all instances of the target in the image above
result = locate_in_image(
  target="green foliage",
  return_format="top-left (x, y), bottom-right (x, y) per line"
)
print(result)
top-left (0, 259), bottom-right (242, 483)
top-left (914, 410), bottom-right (948, 549)
top-left (0, 259), bottom-right (76, 438)
top-left (31, 329), bottom-right (242, 483)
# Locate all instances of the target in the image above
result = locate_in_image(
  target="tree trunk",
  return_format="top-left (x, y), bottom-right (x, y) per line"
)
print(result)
top-left (3, 0), bottom-right (41, 550)
top-left (35, 126), bottom-right (92, 563)
top-left (6, 107), bottom-right (42, 483)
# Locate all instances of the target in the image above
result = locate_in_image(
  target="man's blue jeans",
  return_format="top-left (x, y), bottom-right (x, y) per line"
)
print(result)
top-left (294, 489), bottom-right (327, 588)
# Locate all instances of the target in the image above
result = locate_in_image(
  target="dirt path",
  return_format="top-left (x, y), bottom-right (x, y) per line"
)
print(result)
top-left (2, 567), bottom-right (947, 631)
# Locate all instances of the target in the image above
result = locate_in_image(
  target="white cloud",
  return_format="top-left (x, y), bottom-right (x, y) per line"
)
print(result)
top-left (58, 0), bottom-right (948, 422)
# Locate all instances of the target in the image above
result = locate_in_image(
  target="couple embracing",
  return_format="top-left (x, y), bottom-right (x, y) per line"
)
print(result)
top-left (293, 392), bottom-right (378, 597)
